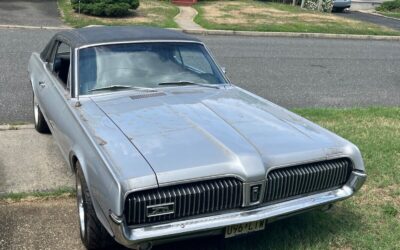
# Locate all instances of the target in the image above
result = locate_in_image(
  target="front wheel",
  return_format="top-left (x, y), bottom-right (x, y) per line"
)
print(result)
top-left (76, 163), bottom-right (114, 249)
top-left (33, 92), bottom-right (50, 133)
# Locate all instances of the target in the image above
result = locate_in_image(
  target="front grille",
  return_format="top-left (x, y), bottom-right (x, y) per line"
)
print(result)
top-left (264, 158), bottom-right (353, 203)
top-left (125, 178), bottom-right (243, 226)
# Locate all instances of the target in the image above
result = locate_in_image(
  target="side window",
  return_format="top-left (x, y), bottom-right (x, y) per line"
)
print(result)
top-left (53, 42), bottom-right (71, 89)
top-left (179, 47), bottom-right (213, 74)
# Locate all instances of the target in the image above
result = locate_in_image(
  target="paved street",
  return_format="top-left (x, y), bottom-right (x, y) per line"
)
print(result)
top-left (0, 0), bottom-right (63, 27)
top-left (1, 28), bottom-right (400, 123)
top-left (201, 35), bottom-right (400, 109)
top-left (0, 28), bottom-right (58, 124)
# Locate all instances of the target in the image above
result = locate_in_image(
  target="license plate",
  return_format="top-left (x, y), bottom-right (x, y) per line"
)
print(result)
top-left (225, 220), bottom-right (266, 238)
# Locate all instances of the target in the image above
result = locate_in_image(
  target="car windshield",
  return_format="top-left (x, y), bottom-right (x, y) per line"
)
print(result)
top-left (78, 42), bottom-right (227, 95)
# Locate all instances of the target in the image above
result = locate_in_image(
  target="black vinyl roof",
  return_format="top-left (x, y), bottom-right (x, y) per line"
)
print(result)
top-left (40, 26), bottom-right (201, 61)
top-left (59, 26), bottom-right (200, 48)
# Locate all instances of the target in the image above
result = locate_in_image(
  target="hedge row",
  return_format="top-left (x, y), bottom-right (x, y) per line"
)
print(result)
top-left (376, 0), bottom-right (400, 11)
top-left (71, 0), bottom-right (140, 17)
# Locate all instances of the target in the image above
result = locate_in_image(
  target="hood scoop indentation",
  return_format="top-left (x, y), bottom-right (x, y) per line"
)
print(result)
top-left (130, 92), bottom-right (166, 100)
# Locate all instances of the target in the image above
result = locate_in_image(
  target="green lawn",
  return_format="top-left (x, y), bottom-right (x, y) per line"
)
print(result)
top-left (376, 0), bottom-right (400, 19)
top-left (58, 0), bottom-right (179, 28)
top-left (378, 11), bottom-right (400, 18)
top-left (194, 1), bottom-right (400, 35)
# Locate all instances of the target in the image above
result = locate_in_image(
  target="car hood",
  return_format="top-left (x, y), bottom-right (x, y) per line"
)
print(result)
top-left (90, 86), bottom-right (346, 185)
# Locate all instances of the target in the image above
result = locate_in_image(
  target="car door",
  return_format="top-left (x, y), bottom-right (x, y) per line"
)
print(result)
top-left (39, 40), bottom-right (74, 159)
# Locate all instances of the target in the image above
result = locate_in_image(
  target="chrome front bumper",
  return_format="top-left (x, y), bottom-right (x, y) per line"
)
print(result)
top-left (111, 171), bottom-right (366, 249)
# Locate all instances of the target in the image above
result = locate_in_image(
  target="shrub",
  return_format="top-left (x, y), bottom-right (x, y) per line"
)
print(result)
top-left (376, 0), bottom-right (400, 11)
top-left (71, 0), bottom-right (140, 17)
top-left (304, 0), bottom-right (333, 12)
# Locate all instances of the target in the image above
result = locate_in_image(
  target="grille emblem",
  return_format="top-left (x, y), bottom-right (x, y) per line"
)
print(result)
top-left (250, 184), bottom-right (262, 203)
top-left (146, 202), bottom-right (175, 218)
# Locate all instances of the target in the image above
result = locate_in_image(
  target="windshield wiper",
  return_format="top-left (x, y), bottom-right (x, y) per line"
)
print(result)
top-left (88, 85), bottom-right (156, 93)
top-left (158, 81), bottom-right (220, 89)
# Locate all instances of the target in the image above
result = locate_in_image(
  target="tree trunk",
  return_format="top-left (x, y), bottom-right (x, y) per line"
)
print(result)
top-left (293, 0), bottom-right (296, 6)
top-left (318, 0), bottom-right (323, 11)
top-left (301, 0), bottom-right (306, 8)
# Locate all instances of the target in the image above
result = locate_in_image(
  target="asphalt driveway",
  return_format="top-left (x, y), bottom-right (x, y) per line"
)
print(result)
top-left (336, 11), bottom-right (400, 31)
top-left (0, 198), bottom-right (227, 250)
top-left (0, 0), bottom-right (63, 27)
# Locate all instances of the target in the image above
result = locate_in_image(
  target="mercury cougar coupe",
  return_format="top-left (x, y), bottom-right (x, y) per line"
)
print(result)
top-left (28, 26), bottom-right (366, 250)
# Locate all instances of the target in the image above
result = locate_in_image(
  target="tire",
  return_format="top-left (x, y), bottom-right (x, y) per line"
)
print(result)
top-left (76, 163), bottom-right (114, 249)
top-left (332, 7), bottom-right (345, 12)
top-left (33, 93), bottom-right (50, 134)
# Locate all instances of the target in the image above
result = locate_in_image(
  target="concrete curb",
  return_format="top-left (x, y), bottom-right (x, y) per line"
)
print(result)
top-left (178, 28), bottom-right (400, 41)
top-left (0, 124), bottom-right (34, 131)
top-left (0, 24), bottom-right (71, 30)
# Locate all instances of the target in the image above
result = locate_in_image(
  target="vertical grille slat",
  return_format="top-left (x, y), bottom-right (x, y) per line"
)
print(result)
top-left (125, 178), bottom-right (243, 226)
top-left (264, 158), bottom-right (353, 203)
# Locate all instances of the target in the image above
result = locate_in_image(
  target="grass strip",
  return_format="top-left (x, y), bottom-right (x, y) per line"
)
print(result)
top-left (0, 187), bottom-right (75, 202)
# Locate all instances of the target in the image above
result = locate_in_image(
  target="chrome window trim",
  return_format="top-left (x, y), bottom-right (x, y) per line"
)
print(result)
top-left (74, 47), bottom-right (79, 99)
top-left (77, 40), bottom-right (205, 49)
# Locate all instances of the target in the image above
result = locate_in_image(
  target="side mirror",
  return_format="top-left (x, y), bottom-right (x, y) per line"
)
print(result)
top-left (221, 67), bottom-right (227, 74)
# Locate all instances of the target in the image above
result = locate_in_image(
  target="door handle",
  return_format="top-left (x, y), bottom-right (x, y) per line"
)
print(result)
top-left (38, 81), bottom-right (46, 88)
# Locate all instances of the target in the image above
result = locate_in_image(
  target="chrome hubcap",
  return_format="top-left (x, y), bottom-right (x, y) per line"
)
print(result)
top-left (33, 95), bottom-right (39, 125)
top-left (76, 177), bottom-right (86, 238)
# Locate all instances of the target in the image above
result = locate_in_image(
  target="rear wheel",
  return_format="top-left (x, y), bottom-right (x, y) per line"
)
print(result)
top-left (33, 93), bottom-right (50, 133)
top-left (76, 163), bottom-right (114, 249)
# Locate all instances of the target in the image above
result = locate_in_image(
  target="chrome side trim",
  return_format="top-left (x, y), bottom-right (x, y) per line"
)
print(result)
top-left (111, 170), bottom-right (366, 247)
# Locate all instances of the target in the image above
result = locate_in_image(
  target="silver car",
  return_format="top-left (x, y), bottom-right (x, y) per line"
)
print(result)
top-left (333, 0), bottom-right (351, 12)
top-left (28, 26), bottom-right (366, 250)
